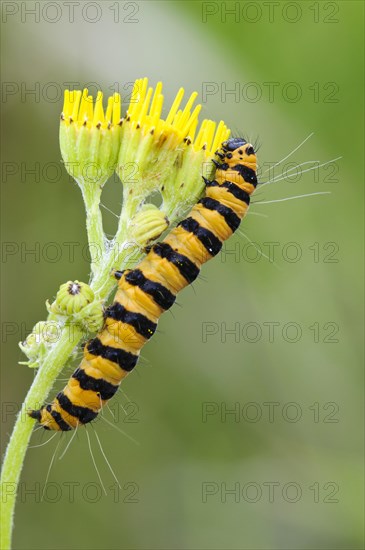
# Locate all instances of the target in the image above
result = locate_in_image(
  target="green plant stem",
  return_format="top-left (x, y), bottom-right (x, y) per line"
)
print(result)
top-left (0, 157), bottom-right (191, 548)
top-left (81, 184), bottom-right (106, 279)
top-left (90, 242), bottom-right (140, 299)
top-left (0, 325), bottom-right (84, 550)
top-left (0, 191), bottom-right (143, 549)
top-left (91, 190), bottom-right (140, 298)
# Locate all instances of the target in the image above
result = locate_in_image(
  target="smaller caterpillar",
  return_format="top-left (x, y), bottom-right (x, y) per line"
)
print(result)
top-left (29, 137), bottom-right (257, 430)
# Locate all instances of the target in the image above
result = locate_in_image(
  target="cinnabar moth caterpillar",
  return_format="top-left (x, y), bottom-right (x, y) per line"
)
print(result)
top-left (29, 138), bottom-right (257, 430)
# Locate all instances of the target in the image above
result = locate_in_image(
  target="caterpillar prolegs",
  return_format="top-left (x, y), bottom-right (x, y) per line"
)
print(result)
top-left (29, 138), bottom-right (258, 430)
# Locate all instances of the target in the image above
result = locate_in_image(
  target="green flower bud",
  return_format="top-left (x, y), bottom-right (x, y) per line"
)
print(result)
top-left (129, 204), bottom-right (169, 246)
top-left (19, 321), bottom-right (60, 368)
top-left (160, 120), bottom-right (229, 221)
top-left (47, 281), bottom-right (104, 333)
top-left (115, 79), bottom-right (230, 223)
top-left (116, 80), bottom-right (227, 198)
top-left (60, 89), bottom-right (121, 189)
top-left (48, 281), bottom-right (94, 315)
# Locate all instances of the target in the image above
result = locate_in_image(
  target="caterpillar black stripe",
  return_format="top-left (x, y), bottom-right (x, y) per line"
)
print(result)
top-left (29, 138), bottom-right (258, 430)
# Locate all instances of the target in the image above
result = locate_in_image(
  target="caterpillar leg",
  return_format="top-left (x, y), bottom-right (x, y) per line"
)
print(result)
top-left (112, 269), bottom-right (125, 280)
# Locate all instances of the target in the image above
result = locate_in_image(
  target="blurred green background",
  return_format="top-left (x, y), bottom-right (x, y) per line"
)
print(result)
top-left (1, 1), bottom-right (363, 549)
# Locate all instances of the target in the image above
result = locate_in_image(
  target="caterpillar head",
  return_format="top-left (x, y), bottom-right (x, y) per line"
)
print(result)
top-left (28, 405), bottom-right (72, 431)
top-left (218, 137), bottom-right (256, 168)
top-left (28, 406), bottom-right (54, 430)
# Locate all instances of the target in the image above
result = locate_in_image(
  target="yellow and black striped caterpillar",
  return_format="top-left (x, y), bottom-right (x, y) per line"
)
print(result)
top-left (29, 138), bottom-right (257, 430)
